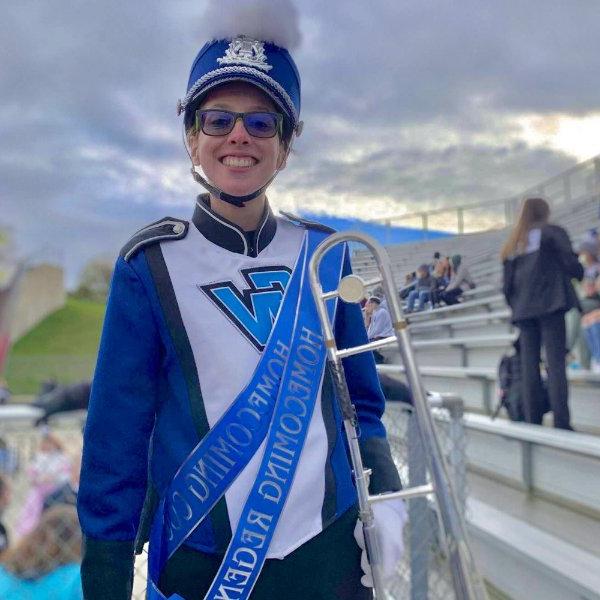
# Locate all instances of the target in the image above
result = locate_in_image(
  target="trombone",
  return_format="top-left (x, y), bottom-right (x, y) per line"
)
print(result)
top-left (309, 232), bottom-right (489, 600)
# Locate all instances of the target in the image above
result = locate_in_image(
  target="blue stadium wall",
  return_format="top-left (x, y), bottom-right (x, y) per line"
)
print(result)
top-left (300, 213), bottom-right (454, 247)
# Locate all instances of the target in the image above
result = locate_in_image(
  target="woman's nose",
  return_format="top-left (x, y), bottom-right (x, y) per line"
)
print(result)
top-left (227, 117), bottom-right (250, 143)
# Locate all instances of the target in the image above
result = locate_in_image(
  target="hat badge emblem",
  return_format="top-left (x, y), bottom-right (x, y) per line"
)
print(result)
top-left (217, 35), bottom-right (273, 72)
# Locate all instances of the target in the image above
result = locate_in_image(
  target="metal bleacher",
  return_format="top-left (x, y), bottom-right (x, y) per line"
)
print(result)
top-left (353, 165), bottom-right (600, 599)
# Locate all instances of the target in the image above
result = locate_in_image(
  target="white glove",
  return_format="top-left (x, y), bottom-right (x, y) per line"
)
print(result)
top-left (353, 499), bottom-right (408, 588)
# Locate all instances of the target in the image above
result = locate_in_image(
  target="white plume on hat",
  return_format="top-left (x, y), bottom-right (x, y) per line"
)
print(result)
top-left (200, 0), bottom-right (302, 50)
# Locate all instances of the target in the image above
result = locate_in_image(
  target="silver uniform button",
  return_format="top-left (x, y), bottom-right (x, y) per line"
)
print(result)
top-left (172, 223), bottom-right (185, 234)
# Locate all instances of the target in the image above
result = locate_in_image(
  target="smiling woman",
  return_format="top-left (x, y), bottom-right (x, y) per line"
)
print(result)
top-left (77, 1), bottom-right (406, 599)
top-left (187, 82), bottom-right (289, 230)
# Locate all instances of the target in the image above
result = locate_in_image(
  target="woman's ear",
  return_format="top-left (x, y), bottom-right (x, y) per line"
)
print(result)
top-left (188, 130), bottom-right (199, 164)
top-left (277, 143), bottom-right (289, 171)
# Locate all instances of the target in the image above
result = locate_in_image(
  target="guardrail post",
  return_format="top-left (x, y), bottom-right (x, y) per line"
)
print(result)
top-left (482, 379), bottom-right (492, 415)
top-left (504, 196), bottom-right (520, 226)
top-left (421, 214), bottom-right (429, 240)
top-left (408, 410), bottom-right (430, 600)
top-left (522, 440), bottom-right (534, 493)
top-left (385, 219), bottom-right (392, 245)
top-left (594, 157), bottom-right (600, 191)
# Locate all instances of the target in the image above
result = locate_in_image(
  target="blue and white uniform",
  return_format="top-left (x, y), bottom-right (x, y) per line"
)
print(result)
top-left (78, 196), bottom-right (400, 598)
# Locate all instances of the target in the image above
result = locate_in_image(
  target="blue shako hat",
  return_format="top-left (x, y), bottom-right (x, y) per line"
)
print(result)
top-left (178, 36), bottom-right (301, 135)
top-left (178, 35), bottom-right (302, 206)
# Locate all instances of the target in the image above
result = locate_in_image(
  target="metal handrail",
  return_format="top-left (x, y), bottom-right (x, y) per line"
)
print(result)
top-left (369, 153), bottom-right (600, 235)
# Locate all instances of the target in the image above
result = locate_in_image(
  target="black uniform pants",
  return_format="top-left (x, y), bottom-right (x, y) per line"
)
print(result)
top-left (158, 506), bottom-right (373, 600)
top-left (518, 310), bottom-right (572, 430)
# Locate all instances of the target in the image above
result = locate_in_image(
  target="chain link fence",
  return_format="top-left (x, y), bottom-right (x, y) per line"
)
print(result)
top-left (0, 394), bottom-right (469, 599)
top-left (383, 396), bottom-right (468, 600)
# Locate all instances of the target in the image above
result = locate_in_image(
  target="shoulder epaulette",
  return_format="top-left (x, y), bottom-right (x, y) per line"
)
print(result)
top-left (120, 217), bottom-right (189, 262)
top-left (279, 211), bottom-right (336, 234)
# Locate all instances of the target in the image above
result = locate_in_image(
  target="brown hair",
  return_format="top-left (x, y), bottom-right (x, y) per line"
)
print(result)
top-left (501, 197), bottom-right (550, 261)
top-left (1, 505), bottom-right (81, 579)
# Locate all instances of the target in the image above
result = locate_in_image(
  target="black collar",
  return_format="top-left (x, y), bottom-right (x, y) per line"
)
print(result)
top-left (192, 195), bottom-right (277, 257)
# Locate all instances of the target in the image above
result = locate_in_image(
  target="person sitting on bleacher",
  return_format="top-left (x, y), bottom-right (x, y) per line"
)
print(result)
top-left (430, 262), bottom-right (449, 308)
top-left (439, 254), bottom-right (475, 305)
top-left (405, 264), bottom-right (434, 312)
top-left (365, 296), bottom-right (394, 364)
top-left (430, 251), bottom-right (441, 273)
top-left (581, 274), bottom-right (600, 373)
top-left (399, 272), bottom-right (416, 300)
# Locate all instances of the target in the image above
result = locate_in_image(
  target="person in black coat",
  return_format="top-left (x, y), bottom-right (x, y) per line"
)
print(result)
top-left (501, 197), bottom-right (584, 430)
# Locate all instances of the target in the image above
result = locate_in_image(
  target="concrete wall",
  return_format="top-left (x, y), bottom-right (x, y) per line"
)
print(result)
top-left (10, 264), bottom-right (66, 341)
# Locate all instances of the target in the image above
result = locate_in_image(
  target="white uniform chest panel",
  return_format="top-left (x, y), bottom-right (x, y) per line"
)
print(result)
top-left (161, 222), bottom-right (304, 424)
top-left (160, 219), bottom-right (330, 557)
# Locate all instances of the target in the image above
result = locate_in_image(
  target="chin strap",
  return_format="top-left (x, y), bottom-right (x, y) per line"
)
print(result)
top-left (190, 168), bottom-right (277, 207)
top-left (184, 121), bottom-right (302, 208)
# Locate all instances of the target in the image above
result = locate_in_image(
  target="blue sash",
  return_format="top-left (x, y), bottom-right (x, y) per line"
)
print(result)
top-left (147, 230), bottom-right (344, 600)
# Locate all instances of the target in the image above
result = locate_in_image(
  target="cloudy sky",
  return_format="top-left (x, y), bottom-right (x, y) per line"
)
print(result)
top-left (2, 0), bottom-right (600, 286)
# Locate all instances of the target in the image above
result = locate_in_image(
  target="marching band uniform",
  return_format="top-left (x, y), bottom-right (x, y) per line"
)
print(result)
top-left (78, 4), bottom-right (405, 598)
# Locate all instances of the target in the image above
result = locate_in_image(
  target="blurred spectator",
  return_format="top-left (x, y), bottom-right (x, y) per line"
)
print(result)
top-left (582, 227), bottom-right (599, 255)
top-left (365, 296), bottom-right (394, 363)
top-left (582, 307), bottom-right (600, 373)
top-left (0, 505), bottom-right (82, 599)
top-left (399, 272), bottom-right (416, 300)
top-left (371, 286), bottom-right (388, 310)
top-left (439, 256), bottom-right (452, 280)
top-left (366, 297), bottom-right (393, 339)
top-left (430, 251), bottom-right (441, 273)
top-left (43, 457), bottom-right (80, 513)
top-left (405, 264), bottom-right (433, 312)
top-left (0, 438), bottom-right (18, 476)
top-left (0, 475), bottom-right (11, 556)
top-left (578, 240), bottom-right (600, 283)
top-left (378, 373), bottom-right (412, 405)
top-left (439, 255), bottom-right (475, 305)
top-left (566, 241), bottom-right (600, 369)
top-left (502, 197), bottom-right (583, 430)
top-left (33, 381), bottom-right (91, 426)
top-left (0, 379), bottom-right (10, 405)
top-left (581, 274), bottom-right (600, 373)
top-left (15, 431), bottom-right (72, 538)
top-left (430, 262), bottom-right (450, 308)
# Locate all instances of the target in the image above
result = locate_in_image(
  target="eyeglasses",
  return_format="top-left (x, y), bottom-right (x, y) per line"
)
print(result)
top-left (195, 109), bottom-right (283, 138)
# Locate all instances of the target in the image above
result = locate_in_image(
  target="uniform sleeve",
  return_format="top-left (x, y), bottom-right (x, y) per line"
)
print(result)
top-left (548, 225), bottom-right (584, 281)
top-left (333, 255), bottom-right (401, 494)
top-left (78, 256), bottom-right (162, 600)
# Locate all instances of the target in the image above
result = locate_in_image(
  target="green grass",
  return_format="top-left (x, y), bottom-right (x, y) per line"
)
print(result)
top-left (5, 296), bottom-right (106, 394)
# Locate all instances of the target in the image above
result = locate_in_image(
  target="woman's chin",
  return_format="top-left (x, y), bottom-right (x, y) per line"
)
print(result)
top-left (215, 177), bottom-right (267, 199)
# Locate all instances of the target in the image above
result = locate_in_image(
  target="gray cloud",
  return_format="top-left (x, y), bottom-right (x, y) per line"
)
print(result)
top-left (2, 0), bottom-right (599, 286)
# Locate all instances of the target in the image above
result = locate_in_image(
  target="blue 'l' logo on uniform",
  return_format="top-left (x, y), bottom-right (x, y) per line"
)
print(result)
top-left (199, 266), bottom-right (292, 352)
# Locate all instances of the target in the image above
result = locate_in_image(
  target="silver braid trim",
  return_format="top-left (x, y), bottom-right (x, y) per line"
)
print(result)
top-left (180, 66), bottom-right (298, 125)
